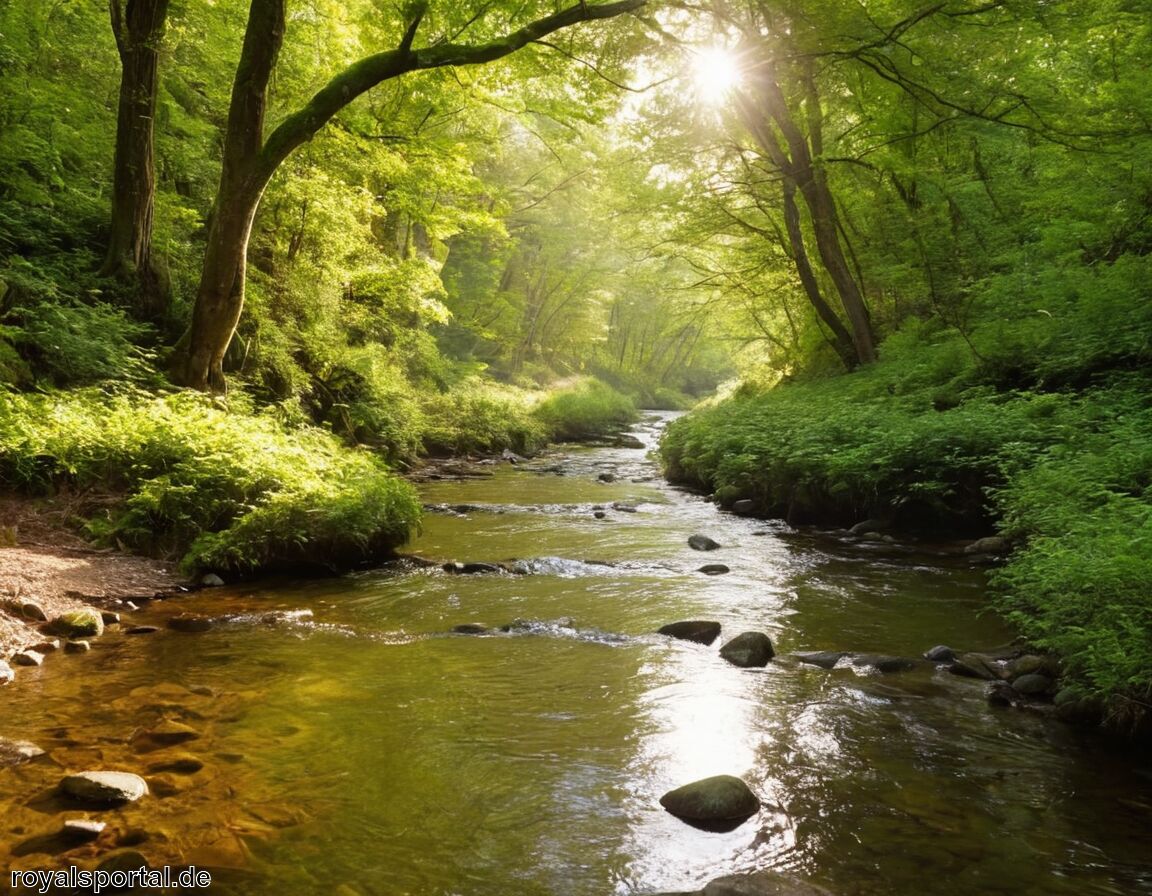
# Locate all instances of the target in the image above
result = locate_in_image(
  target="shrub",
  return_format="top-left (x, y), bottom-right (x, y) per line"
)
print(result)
top-left (419, 380), bottom-right (548, 456)
top-left (0, 387), bottom-right (421, 574)
top-left (532, 378), bottom-right (638, 442)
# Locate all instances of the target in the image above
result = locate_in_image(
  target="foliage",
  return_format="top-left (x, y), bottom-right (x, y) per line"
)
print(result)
top-left (419, 380), bottom-right (548, 457)
top-left (0, 388), bottom-right (420, 574)
top-left (990, 379), bottom-right (1152, 727)
top-left (532, 378), bottom-right (638, 442)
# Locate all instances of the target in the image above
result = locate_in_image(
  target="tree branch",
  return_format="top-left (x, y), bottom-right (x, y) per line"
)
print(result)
top-left (259, 0), bottom-right (644, 179)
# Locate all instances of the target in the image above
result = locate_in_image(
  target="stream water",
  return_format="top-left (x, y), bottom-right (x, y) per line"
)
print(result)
top-left (2, 413), bottom-right (1151, 895)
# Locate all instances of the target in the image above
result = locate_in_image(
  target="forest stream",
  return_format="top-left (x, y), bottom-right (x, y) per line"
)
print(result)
top-left (3, 413), bottom-right (1151, 896)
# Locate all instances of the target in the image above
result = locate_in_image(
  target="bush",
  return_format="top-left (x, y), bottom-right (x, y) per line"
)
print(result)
top-left (532, 378), bottom-right (639, 441)
top-left (0, 387), bottom-right (421, 574)
top-left (991, 380), bottom-right (1152, 727)
top-left (419, 380), bottom-right (548, 456)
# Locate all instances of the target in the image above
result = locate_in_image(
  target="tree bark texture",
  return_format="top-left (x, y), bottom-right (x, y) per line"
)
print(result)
top-left (170, 0), bottom-right (644, 390)
top-left (101, 0), bottom-right (171, 319)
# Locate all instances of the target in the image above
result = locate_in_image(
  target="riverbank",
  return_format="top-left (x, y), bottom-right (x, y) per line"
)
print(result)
top-left (0, 494), bottom-right (186, 669)
top-left (660, 358), bottom-right (1152, 736)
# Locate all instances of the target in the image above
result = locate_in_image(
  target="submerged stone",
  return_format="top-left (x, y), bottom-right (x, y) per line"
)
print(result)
top-left (0, 737), bottom-right (46, 766)
top-left (688, 534), bottom-right (722, 551)
top-left (658, 620), bottom-right (722, 646)
top-left (794, 651), bottom-right (847, 670)
top-left (851, 654), bottom-right (920, 674)
top-left (168, 614), bottom-right (214, 633)
top-left (698, 564), bottom-right (730, 575)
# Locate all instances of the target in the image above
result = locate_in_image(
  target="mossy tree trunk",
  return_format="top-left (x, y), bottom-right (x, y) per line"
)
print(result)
top-left (170, 0), bottom-right (645, 391)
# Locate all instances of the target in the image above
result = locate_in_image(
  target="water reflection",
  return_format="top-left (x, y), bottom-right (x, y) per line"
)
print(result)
top-left (2, 416), bottom-right (1152, 895)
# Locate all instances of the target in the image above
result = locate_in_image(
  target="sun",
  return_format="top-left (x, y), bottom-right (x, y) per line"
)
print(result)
top-left (692, 46), bottom-right (742, 104)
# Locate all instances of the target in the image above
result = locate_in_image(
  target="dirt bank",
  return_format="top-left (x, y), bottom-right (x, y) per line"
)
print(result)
top-left (0, 495), bottom-right (186, 671)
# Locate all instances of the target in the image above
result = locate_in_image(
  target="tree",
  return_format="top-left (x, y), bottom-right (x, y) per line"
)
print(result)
top-left (170, 0), bottom-right (645, 391)
top-left (100, 0), bottom-right (171, 318)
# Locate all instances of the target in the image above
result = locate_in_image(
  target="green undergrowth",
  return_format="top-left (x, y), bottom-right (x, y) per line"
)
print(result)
top-left (531, 378), bottom-right (639, 442)
top-left (990, 382), bottom-right (1152, 730)
top-left (0, 387), bottom-right (421, 575)
top-left (419, 380), bottom-right (549, 457)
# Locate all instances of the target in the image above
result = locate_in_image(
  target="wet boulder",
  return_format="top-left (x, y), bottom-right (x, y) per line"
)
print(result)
top-left (64, 640), bottom-right (91, 653)
top-left (62, 819), bottom-right (106, 842)
top-left (731, 500), bottom-right (755, 515)
top-left (698, 564), bottom-right (730, 575)
top-left (12, 650), bottom-right (44, 667)
top-left (1011, 673), bottom-right (1055, 697)
top-left (719, 632), bottom-right (775, 668)
top-left (51, 608), bottom-right (104, 639)
top-left (60, 771), bottom-right (148, 805)
top-left (597, 472), bottom-right (617, 482)
top-left (659, 775), bottom-right (760, 824)
top-left (658, 620), bottom-right (722, 646)
top-left (948, 653), bottom-right (1008, 681)
top-left (615, 434), bottom-right (646, 449)
top-left (923, 645), bottom-right (956, 663)
top-left (688, 534), bottom-right (722, 551)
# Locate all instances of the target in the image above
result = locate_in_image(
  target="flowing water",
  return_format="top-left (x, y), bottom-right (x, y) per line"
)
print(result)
top-left (2, 413), bottom-right (1151, 895)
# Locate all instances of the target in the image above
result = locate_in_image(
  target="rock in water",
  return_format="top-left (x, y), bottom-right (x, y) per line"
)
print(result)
top-left (720, 632), bottom-right (775, 668)
top-left (60, 771), bottom-right (148, 805)
top-left (698, 564), bottom-right (730, 575)
top-left (688, 534), bottom-right (722, 551)
top-left (0, 738), bottom-right (46, 766)
top-left (660, 775), bottom-right (760, 823)
top-left (658, 620), bottom-right (722, 646)
top-left (850, 654), bottom-right (920, 674)
top-left (52, 608), bottom-right (104, 638)
top-left (731, 499), bottom-right (755, 514)
top-left (923, 645), bottom-right (956, 663)
top-left (794, 651), bottom-right (847, 670)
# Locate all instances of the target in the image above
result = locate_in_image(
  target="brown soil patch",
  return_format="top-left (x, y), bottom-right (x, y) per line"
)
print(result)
top-left (0, 494), bottom-right (186, 667)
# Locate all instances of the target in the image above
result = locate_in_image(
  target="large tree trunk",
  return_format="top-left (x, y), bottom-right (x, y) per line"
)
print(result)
top-left (170, 0), bottom-right (643, 391)
top-left (740, 66), bottom-right (878, 368)
top-left (100, 0), bottom-right (171, 319)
